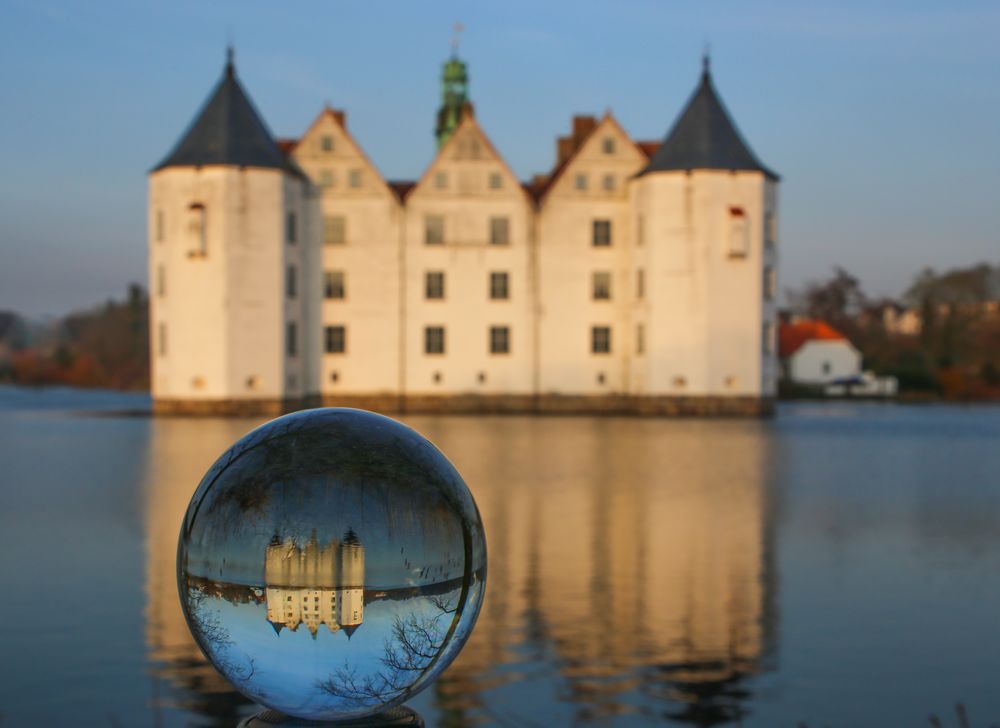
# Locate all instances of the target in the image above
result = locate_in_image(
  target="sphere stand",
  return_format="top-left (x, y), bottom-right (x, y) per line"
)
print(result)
top-left (238, 706), bottom-right (423, 727)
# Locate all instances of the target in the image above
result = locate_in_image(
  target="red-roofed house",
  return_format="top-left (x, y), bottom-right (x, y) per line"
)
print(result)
top-left (779, 320), bottom-right (861, 385)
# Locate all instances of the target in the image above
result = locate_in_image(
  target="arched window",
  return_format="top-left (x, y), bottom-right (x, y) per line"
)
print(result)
top-left (728, 206), bottom-right (749, 258)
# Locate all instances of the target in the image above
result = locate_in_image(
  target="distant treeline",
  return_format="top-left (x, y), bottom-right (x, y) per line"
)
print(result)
top-left (0, 284), bottom-right (149, 391)
top-left (786, 263), bottom-right (1000, 400)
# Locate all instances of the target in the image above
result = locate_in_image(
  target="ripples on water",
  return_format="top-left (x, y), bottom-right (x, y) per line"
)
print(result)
top-left (1, 386), bottom-right (999, 726)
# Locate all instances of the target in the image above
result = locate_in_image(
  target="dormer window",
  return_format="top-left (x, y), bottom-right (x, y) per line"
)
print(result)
top-left (187, 203), bottom-right (206, 258)
top-left (602, 137), bottom-right (615, 154)
top-left (728, 206), bottom-right (749, 258)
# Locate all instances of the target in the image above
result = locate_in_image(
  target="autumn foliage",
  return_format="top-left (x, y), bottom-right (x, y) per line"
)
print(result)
top-left (0, 284), bottom-right (149, 391)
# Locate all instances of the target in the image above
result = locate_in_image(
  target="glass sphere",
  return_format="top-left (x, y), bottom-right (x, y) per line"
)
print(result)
top-left (177, 408), bottom-right (487, 722)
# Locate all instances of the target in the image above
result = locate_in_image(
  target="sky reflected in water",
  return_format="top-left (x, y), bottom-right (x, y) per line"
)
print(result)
top-left (1, 387), bottom-right (1000, 726)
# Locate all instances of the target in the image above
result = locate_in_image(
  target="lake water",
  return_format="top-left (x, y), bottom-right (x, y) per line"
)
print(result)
top-left (1, 386), bottom-right (999, 727)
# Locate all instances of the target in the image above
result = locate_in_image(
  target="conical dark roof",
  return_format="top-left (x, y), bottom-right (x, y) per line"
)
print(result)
top-left (640, 58), bottom-right (778, 180)
top-left (154, 50), bottom-right (303, 177)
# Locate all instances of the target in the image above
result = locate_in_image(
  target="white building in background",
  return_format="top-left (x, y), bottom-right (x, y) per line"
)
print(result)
top-left (779, 319), bottom-right (897, 397)
top-left (149, 50), bottom-right (780, 416)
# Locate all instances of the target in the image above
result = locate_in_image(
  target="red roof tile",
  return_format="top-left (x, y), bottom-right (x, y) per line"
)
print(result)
top-left (779, 320), bottom-right (847, 357)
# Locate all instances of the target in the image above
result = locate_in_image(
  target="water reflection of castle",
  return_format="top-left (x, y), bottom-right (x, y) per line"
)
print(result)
top-left (144, 417), bottom-right (776, 726)
top-left (264, 530), bottom-right (365, 638)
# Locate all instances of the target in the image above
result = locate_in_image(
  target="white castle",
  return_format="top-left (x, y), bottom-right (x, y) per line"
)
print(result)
top-left (264, 530), bottom-right (365, 638)
top-left (148, 49), bottom-right (779, 416)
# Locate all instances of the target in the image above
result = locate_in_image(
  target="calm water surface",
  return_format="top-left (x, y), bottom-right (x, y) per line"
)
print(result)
top-left (1, 386), bottom-right (999, 727)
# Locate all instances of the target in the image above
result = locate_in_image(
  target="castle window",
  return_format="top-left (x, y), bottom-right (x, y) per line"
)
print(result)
top-left (425, 271), bottom-right (445, 300)
top-left (488, 172), bottom-right (503, 190)
top-left (637, 215), bottom-right (645, 246)
top-left (286, 212), bottom-right (297, 244)
top-left (321, 135), bottom-right (334, 152)
top-left (425, 326), bottom-right (445, 355)
top-left (155, 210), bottom-right (164, 242)
top-left (286, 322), bottom-right (298, 357)
top-left (425, 215), bottom-right (444, 245)
top-left (324, 270), bottom-right (345, 299)
top-left (157, 322), bottom-right (167, 357)
top-left (597, 372), bottom-right (606, 385)
top-left (325, 326), bottom-right (346, 354)
top-left (763, 321), bottom-right (775, 354)
top-left (490, 326), bottom-right (510, 355)
top-left (286, 265), bottom-right (297, 299)
top-left (489, 217), bottom-right (509, 246)
top-left (348, 169), bottom-right (362, 188)
top-left (764, 265), bottom-right (776, 301)
top-left (592, 272), bottom-right (612, 300)
top-left (728, 207), bottom-right (749, 258)
top-left (636, 323), bottom-right (645, 355)
top-left (636, 269), bottom-right (645, 299)
top-left (156, 265), bottom-right (166, 297)
top-left (602, 174), bottom-right (616, 191)
top-left (319, 170), bottom-right (334, 188)
top-left (765, 211), bottom-right (776, 248)
top-left (490, 271), bottom-right (509, 300)
top-left (591, 326), bottom-right (611, 354)
top-left (434, 171), bottom-right (448, 189)
top-left (575, 173), bottom-right (587, 191)
top-left (187, 203), bottom-right (206, 257)
top-left (324, 216), bottom-right (346, 245)
top-left (602, 137), bottom-right (615, 154)
top-left (592, 219), bottom-right (612, 246)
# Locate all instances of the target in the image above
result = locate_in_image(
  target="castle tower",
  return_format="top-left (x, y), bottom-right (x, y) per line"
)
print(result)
top-left (631, 56), bottom-right (779, 411)
top-left (148, 49), bottom-right (320, 414)
top-left (337, 529), bottom-right (365, 633)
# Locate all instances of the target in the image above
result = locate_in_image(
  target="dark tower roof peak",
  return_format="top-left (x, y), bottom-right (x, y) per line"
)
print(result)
top-left (639, 57), bottom-right (778, 180)
top-left (153, 50), bottom-right (303, 177)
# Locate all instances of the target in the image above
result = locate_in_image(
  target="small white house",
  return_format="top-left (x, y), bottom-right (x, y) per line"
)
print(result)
top-left (779, 320), bottom-right (896, 396)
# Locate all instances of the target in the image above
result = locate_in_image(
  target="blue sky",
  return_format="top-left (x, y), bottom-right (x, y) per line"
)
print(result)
top-left (0, 0), bottom-right (997, 317)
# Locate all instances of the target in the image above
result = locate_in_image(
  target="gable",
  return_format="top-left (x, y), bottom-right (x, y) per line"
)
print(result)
top-left (409, 114), bottom-right (528, 202)
top-left (543, 115), bottom-right (647, 201)
top-left (291, 109), bottom-right (392, 198)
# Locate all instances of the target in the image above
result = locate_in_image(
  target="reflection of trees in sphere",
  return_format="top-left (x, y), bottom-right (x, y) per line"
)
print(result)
top-left (176, 409), bottom-right (487, 722)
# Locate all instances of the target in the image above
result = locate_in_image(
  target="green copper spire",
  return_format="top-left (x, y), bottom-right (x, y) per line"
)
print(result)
top-left (435, 25), bottom-right (469, 148)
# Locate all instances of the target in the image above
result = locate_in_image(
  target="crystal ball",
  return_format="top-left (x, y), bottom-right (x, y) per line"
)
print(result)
top-left (177, 408), bottom-right (487, 722)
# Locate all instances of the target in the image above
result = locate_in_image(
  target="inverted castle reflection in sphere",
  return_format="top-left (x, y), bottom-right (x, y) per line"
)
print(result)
top-left (265, 530), bottom-right (365, 638)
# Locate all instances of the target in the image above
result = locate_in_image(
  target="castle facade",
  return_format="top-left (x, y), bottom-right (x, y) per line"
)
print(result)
top-left (149, 51), bottom-right (779, 416)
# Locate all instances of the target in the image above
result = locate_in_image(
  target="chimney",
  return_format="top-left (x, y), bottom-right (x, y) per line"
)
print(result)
top-left (572, 115), bottom-right (597, 145)
top-left (556, 137), bottom-right (574, 165)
